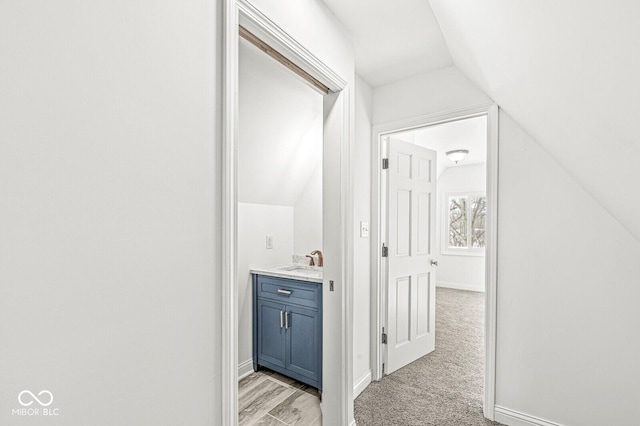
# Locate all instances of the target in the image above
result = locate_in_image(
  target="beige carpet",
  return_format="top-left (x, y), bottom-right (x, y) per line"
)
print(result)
top-left (354, 287), bottom-right (503, 426)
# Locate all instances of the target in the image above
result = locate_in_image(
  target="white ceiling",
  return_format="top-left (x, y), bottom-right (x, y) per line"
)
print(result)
top-left (393, 115), bottom-right (487, 178)
top-left (238, 38), bottom-right (323, 206)
top-left (319, 0), bottom-right (640, 241)
top-left (427, 0), bottom-right (640, 241)
top-left (321, 0), bottom-right (452, 87)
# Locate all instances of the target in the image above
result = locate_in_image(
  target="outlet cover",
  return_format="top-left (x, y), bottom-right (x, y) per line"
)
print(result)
top-left (360, 221), bottom-right (369, 238)
top-left (266, 235), bottom-right (274, 249)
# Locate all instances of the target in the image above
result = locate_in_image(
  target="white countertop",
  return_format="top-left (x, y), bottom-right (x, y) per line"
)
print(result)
top-left (250, 264), bottom-right (323, 283)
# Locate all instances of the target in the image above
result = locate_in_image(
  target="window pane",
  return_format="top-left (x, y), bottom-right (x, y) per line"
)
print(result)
top-left (471, 196), bottom-right (486, 248)
top-left (448, 196), bottom-right (467, 247)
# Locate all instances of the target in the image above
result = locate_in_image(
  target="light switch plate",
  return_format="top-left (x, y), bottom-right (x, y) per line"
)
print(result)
top-left (266, 235), bottom-right (274, 249)
top-left (360, 221), bottom-right (369, 238)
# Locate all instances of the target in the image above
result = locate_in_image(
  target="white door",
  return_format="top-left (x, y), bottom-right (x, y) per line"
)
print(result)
top-left (385, 138), bottom-right (437, 375)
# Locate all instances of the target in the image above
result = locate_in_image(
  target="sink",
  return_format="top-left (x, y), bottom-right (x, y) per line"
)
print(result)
top-left (250, 263), bottom-right (323, 283)
top-left (278, 265), bottom-right (317, 272)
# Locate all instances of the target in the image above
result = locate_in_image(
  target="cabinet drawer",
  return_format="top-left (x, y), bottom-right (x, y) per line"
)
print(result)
top-left (255, 275), bottom-right (321, 309)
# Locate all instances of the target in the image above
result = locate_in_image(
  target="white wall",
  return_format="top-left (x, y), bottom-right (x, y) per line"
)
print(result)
top-left (249, 0), bottom-right (354, 82)
top-left (294, 165), bottom-right (323, 255)
top-left (237, 204), bottom-right (294, 371)
top-left (0, 1), bottom-right (356, 425)
top-left (495, 112), bottom-right (640, 426)
top-left (353, 76), bottom-right (373, 395)
top-left (373, 66), bottom-right (490, 125)
top-left (238, 39), bottom-right (323, 207)
top-left (371, 66), bottom-right (640, 425)
top-left (0, 1), bottom-right (219, 425)
top-left (436, 164), bottom-right (486, 292)
top-left (429, 0), bottom-right (640, 242)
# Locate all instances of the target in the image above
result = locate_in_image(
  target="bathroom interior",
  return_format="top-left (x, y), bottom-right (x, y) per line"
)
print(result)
top-left (236, 34), bottom-right (325, 425)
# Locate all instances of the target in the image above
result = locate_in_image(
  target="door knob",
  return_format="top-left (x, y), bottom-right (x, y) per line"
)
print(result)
top-left (430, 260), bottom-right (438, 266)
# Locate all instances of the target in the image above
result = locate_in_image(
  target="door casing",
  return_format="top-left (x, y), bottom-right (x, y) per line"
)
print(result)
top-left (222, 1), bottom-right (353, 425)
top-left (370, 104), bottom-right (499, 420)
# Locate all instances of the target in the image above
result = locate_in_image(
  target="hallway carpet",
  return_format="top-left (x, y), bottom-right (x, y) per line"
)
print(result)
top-left (354, 287), bottom-right (502, 426)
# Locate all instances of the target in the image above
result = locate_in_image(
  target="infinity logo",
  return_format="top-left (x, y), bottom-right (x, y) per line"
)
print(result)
top-left (18, 390), bottom-right (53, 407)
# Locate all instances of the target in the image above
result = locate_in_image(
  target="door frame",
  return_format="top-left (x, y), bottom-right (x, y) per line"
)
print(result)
top-left (222, 1), bottom-right (353, 425)
top-left (370, 104), bottom-right (499, 420)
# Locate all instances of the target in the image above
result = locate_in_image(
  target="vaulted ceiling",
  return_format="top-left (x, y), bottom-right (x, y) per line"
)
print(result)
top-left (238, 38), bottom-right (323, 207)
top-left (322, 0), bottom-right (640, 241)
top-left (321, 0), bottom-right (452, 87)
top-left (428, 1), bottom-right (640, 241)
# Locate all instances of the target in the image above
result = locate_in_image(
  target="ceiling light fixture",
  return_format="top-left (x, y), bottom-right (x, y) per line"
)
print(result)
top-left (446, 149), bottom-right (469, 164)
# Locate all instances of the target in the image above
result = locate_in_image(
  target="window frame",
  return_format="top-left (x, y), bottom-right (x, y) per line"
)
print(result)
top-left (441, 191), bottom-right (486, 257)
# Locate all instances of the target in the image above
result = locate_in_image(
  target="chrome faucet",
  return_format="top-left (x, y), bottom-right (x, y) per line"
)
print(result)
top-left (310, 250), bottom-right (323, 267)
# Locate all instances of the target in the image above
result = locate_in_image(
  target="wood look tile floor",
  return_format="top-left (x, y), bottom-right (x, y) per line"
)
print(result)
top-left (238, 369), bottom-right (321, 426)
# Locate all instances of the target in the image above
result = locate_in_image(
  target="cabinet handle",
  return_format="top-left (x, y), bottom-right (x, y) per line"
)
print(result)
top-left (277, 289), bottom-right (292, 295)
top-left (285, 311), bottom-right (289, 329)
top-left (280, 310), bottom-right (284, 328)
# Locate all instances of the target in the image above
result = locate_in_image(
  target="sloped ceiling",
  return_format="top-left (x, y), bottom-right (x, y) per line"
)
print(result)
top-left (321, 0), bottom-right (452, 87)
top-left (238, 38), bottom-right (323, 206)
top-left (428, 0), bottom-right (640, 241)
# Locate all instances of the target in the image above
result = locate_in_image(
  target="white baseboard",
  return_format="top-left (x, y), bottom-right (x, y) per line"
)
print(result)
top-left (437, 281), bottom-right (484, 293)
top-left (353, 370), bottom-right (372, 399)
top-left (494, 406), bottom-right (565, 426)
top-left (238, 359), bottom-right (254, 380)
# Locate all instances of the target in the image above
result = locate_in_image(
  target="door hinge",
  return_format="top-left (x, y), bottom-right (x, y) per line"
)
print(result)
top-left (382, 158), bottom-right (389, 169)
top-left (382, 363), bottom-right (386, 375)
top-left (382, 327), bottom-right (387, 344)
top-left (381, 243), bottom-right (388, 258)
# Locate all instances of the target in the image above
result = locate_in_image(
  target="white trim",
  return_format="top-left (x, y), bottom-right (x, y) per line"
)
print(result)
top-left (370, 103), bottom-right (498, 422)
top-left (236, 0), bottom-right (346, 93)
top-left (223, 2), bottom-right (352, 425)
top-left (352, 370), bottom-right (372, 399)
top-left (340, 86), bottom-right (356, 425)
top-left (222, 2), bottom-right (239, 425)
top-left (321, 89), bottom-right (353, 426)
top-left (436, 281), bottom-right (484, 293)
top-left (494, 406), bottom-right (566, 426)
top-left (373, 103), bottom-right (494, 135)
top-left (484, 103), bottom-right (499, 420)
top-left (238, 359), bottom-right (254, 381)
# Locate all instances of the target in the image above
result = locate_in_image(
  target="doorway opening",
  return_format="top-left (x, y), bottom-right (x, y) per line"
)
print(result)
top-left (236, 30), bottom-right (324, 425)
top-left (222, 2), bottom-right (353, 425)
top-left (370, 106), bottom-right (498, 420)
top-left (393, 115), bottom-right (488, 288)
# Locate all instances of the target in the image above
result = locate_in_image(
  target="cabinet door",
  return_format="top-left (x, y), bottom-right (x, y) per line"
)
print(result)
top-left (257, 299), bottom-right (286, 368)
top-left (285, 304), bottom-right (321, 384)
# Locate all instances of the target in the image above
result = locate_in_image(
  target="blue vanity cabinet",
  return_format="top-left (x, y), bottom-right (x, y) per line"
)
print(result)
top-left (253, 274), bottom-right (322, 390)
top-left (285, 304), bottom-right (320, 384)
top-left (256, 299), bottom-right (286, 369)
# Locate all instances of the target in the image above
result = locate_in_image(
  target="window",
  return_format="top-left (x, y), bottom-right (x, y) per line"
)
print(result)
top-left (443, 192), bottom-right (486, 255)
